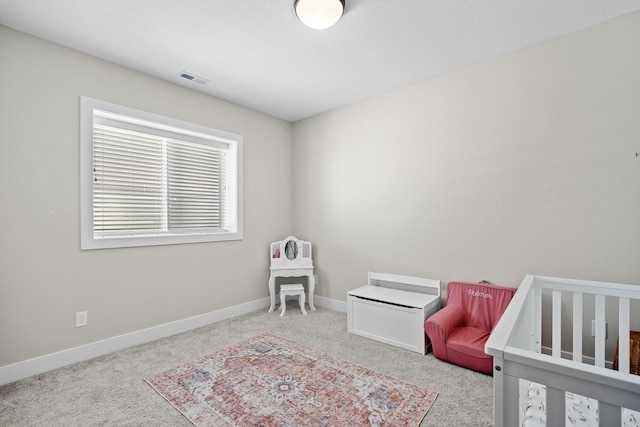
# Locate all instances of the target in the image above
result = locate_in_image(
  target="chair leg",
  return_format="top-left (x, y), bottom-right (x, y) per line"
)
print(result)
top-left (299, 292), bottom-right (307, 316)
top-left (280, 292), bottom-right (286, 317)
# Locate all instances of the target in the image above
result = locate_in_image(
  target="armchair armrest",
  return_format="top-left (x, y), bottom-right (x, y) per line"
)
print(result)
top-left (424, 304), bottom-right (464, 360)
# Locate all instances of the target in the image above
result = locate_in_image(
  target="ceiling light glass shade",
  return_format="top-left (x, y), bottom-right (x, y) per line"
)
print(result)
top-left (294, 0), bottom-right (345, 30)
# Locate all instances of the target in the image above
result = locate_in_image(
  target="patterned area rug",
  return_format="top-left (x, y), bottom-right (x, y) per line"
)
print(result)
top-left (145, 333), bottom-right (437, 426)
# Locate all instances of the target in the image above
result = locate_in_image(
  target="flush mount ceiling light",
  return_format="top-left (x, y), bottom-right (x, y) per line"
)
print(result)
top-left (294, 0), bottom-right (345, 30)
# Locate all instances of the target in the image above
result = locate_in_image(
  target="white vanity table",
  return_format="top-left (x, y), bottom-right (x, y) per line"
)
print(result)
top-left (268, 236), bottom-right (316, 313)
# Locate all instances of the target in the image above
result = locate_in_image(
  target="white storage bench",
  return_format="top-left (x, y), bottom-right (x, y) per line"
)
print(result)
top-left (347, 272), bottom-right (441, 355)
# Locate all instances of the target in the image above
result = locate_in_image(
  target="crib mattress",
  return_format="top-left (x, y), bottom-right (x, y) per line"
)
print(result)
top-left (523, 382), bottom-right (639, 427)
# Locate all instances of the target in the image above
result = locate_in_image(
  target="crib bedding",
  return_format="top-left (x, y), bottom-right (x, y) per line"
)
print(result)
top-left (523, 382), bottom-right (639, 427)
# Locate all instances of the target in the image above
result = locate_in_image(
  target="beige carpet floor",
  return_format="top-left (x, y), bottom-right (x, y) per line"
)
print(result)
top-left (0, 305), bottom-right (493, 426)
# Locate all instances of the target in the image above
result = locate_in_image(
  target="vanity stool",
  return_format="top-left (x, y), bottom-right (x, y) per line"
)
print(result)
top-left (280, 284), bottom-right (307, 317)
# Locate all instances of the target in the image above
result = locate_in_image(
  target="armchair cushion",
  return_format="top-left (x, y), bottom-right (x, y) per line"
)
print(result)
top-left (447, 327), bottom-right (492, 359)
top-left (447, 326), bottom-right (493, 374)
top-left (424, 281), bottom-right (516, 375)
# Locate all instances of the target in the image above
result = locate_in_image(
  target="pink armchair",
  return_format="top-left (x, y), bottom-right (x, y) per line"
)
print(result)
top-left (424, 281), bottom-right (516, 375)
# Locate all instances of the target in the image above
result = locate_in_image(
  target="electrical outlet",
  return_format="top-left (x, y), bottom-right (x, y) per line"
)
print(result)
top-left (591, 320), bottom-right (607, 339)
top-left (75, 311), bottom-right (88, 328)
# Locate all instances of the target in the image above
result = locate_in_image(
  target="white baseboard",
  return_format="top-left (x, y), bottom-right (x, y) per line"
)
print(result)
top-left (0, 297), bottom-right (271, 386)
top-left (314, 295), bottom-right (347, 313)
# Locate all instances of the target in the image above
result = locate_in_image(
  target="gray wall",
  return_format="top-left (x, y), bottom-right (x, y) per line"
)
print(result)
top-left (292, 12), bottom-right (640, 303)
top-left (0, 26), bottom-right (293, 366)
top-left (2, 10), bottom-right (640, 369)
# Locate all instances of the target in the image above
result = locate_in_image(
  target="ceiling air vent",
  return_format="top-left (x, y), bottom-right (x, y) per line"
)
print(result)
top-left (178, 71), bottom-right (208, 85)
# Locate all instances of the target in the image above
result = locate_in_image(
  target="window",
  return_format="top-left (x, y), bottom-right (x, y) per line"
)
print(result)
top-left (80, 97), bottom-right (242, 249)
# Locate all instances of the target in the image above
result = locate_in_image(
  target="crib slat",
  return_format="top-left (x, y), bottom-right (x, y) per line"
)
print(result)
top-left (618, 297), bottom-right (630, 374)
top-left (534, 285), bottom-right (542, 353)
top-left (594, 295), bottom-right (606, 368)
top-left (503, 373), bottom-right (519, 427)
top-left (546, 386), bottom-right (565, 426)
top-left (573, 292), bottom-right (583, 362)
top-left (552, 290), bottom-right (562, 358)
top-left (600, 400), bottom-right (622, 426)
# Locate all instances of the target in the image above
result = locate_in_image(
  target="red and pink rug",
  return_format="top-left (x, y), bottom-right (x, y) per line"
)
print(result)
top-left (145, 333), bottom-right (437, 426)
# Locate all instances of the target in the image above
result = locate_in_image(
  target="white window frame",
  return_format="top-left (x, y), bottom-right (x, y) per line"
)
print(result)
top-left (80, 97), bottom-right (243, 250)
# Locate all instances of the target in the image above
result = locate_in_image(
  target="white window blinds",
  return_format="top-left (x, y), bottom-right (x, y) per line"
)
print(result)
top-left (81, 97), bottom-right (242, 249)
top-left (93, 124), bottom-right (227, 236)
top-left (93, 125), bottom-right (164, 234)
top-left (166, 138), bottom-right (224, 231)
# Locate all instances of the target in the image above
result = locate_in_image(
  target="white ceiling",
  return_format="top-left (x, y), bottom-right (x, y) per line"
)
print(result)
top-left (1, 1), bottom-right (639, 122)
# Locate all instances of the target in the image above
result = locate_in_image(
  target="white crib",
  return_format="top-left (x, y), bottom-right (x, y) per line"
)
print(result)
top-left (486, 275), bottom-right (640, 427)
